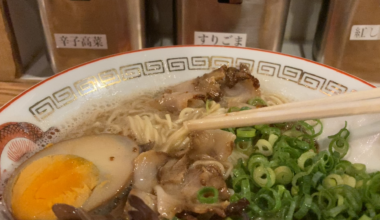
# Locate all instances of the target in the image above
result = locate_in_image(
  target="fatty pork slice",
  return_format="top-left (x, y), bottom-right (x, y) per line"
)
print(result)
top-left (154, 67), bottom-right (227, 113)
top-left (188, 129), bottom-right (236, 162)
top-left (222, 64), bottom-right (261, 107)
top-left (154, 64), bottom-right (261, 113)
top-left (157, 91), bottom-right (206, 113)
top-left (158, 155), bottom-right (189, 185)
top-left (155, 165), bottom-right (230, 219)
top-left (222, 80), bottom-right (261, 108)
top-left (132, 150), bottom-right (169, 193)
top-left (125, 188), bottom-right (158, 214)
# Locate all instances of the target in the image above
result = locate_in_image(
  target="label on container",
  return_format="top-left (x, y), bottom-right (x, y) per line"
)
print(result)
top-left (350, 25), bottom-right (380, 40)
top-left (54, 34), bottom-right (108, 49)
top-left (194, 31), bottom-right (247, 47)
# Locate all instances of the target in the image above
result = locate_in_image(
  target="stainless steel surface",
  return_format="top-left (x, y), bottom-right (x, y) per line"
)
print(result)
top-left (176, 0), bottom-right (290, 51)
top-left (38, 0), bottom-right (145, 73)
top-left (313, 0), bottom-right (380, 82)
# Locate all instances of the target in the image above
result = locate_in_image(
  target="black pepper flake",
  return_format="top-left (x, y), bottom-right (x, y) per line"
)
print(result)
top-left (110, 156), bottom-right (115, 161)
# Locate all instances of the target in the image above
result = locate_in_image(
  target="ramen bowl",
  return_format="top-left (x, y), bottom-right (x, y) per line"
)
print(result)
top-left (0, 46), bottom-right (379, 216)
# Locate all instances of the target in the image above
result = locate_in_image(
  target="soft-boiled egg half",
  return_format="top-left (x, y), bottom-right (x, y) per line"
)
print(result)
top-left (3, 134), bottom-right (139, 220)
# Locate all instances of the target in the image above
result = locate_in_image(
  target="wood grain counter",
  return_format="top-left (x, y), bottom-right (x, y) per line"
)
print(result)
top-left (0, 80), bottom-right (39, 107)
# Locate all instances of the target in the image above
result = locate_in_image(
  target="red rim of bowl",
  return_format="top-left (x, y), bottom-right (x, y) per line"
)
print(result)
top-left (0, 45), bottom-right (375, 114)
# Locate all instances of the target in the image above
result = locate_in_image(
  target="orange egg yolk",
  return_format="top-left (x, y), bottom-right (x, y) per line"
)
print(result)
top-left (11, 155), bottom-right (99, 220)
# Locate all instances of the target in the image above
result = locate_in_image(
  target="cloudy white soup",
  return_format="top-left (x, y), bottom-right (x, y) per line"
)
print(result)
top-left (3, 65), bottom-right (380, 220)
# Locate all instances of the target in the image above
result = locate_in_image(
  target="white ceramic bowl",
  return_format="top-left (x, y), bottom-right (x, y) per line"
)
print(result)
top-left (0, 45), bottom-right (379, 185)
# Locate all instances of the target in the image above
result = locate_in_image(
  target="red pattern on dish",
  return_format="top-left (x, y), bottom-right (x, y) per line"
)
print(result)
top-left (0, 122), bottom-right (44, 147)
top-left (7, 139), bottom-right (39, 162)
top-left (0, 122), bottom-right (59, 178)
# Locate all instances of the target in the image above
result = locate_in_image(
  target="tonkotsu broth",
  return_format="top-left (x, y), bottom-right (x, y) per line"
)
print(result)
top-left (59, 88), bottom-right (287, 153)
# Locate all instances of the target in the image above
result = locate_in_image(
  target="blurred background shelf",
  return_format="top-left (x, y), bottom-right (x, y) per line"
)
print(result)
top-left (0, 0), bottom-right (322, 80)
top-left (0, 80), bottom-right (39, 107)
top-left (2, 0), bottom-right (380, 106)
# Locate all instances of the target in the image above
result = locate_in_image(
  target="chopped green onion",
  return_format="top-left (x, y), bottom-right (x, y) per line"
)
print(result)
top-left (296, 121), bottom-right (316, 137)
top-left (335, 160), bottom-right (352, 173)
top-left (309, 202), bottom-right (321, 220)
top-left (285, 158), bottom-right (302, 174)
top-left (325, 204), bottom-right (347, 217)
top-left (285, 200), bottom-right (297, 220)
top-left (311, 119), bottom-right (323, 138)
top-left (247, 154), bottom-right (269, 172)
top-left (323, 174), bottom-right (343, 188)
top-left (232, 174), bottom-right (250, 190)
top-left (254, 124), bottom-right (266, 130)
top-left (294, 194), bottom-right (312, 219)
top-left (253, 166), bottom-right (275, 188)
top-left (240, 179), bottom-right (251, 199)
top-left (260, 126), bottom-right (282, 137)
top-left (316, 189), bottom-right (336, 210)
top-left (341, 174), bottom-right (356, 188)
top-left (292, 162), bottom-right (320, 188)
top-left (240, 106), bottom-right (251, 111)
top-left (359, 214), bottom-right (372, 220)
top-left (329, 136), bottom-right (349, 158)
top-left (274, 166), bottom-right (293, 185)
top-left (362, 173), bottom-right (380, 209)
top-left (236, 139), bottom-right (254, 155)
top-left (197, 187), bottom-right (219, 204)
top-left (228, 106), bottom-right (240, 113)
top-left (356, 179), bottom-right (364, 189)
top-left (254, 139), bottom-right (273, 156)
top-left (274, 138), bottom-right (302, 159)
top-left (221, 127), bottom-right (235, 134)
top-left (227, 120), bottom-right (377, 219)
top-left (353, 163), bottom-right (366, 173)
top-left (336, 194), bottom-right (345, 206)
top-left (328, 121), bottom-right (350, 139)
top-left (328, 122), bottom-right (350, 158)
top-left (301, 175), bottom-right (312, 195)
top-left (236, 127), bottom-right (256, 138)
top-left (268, 134), bottom-right (279, 146)
top-left (282, 130), bottom-right (304, 138)
top-left (291, 186), bottom-right (299, 196)
top-left (276, 185), bottom-right (286, 198)
top-left (247, 97), bottom-right (267, 106)
top-left (365, 203), bottom-right (376, 218)
top-left (255, 188), bottom-right (282, 213)
top-left (331, 185), bottom-right (361, 213)
top-left (205, 99), bottom-right (212, 112)
top-left (298, 150), bottom-right (316, 170)
top-left (311, 172), bottom-right (325, 188)
top-left (314, 151), bottom-right (336, 174)
top-left (269, 160), bottom-right (279, 168)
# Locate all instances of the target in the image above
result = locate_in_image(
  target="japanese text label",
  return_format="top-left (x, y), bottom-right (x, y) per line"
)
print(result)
top-left (194, 31), bottom-right (247, 47)
top-left (54, 34), bottom-right (108, 49)
top-left (350, 25), bottom-right (380, 40)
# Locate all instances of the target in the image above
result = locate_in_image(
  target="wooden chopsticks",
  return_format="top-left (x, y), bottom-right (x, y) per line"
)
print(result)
top-left (185, 87), bottom-right (380, 131)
